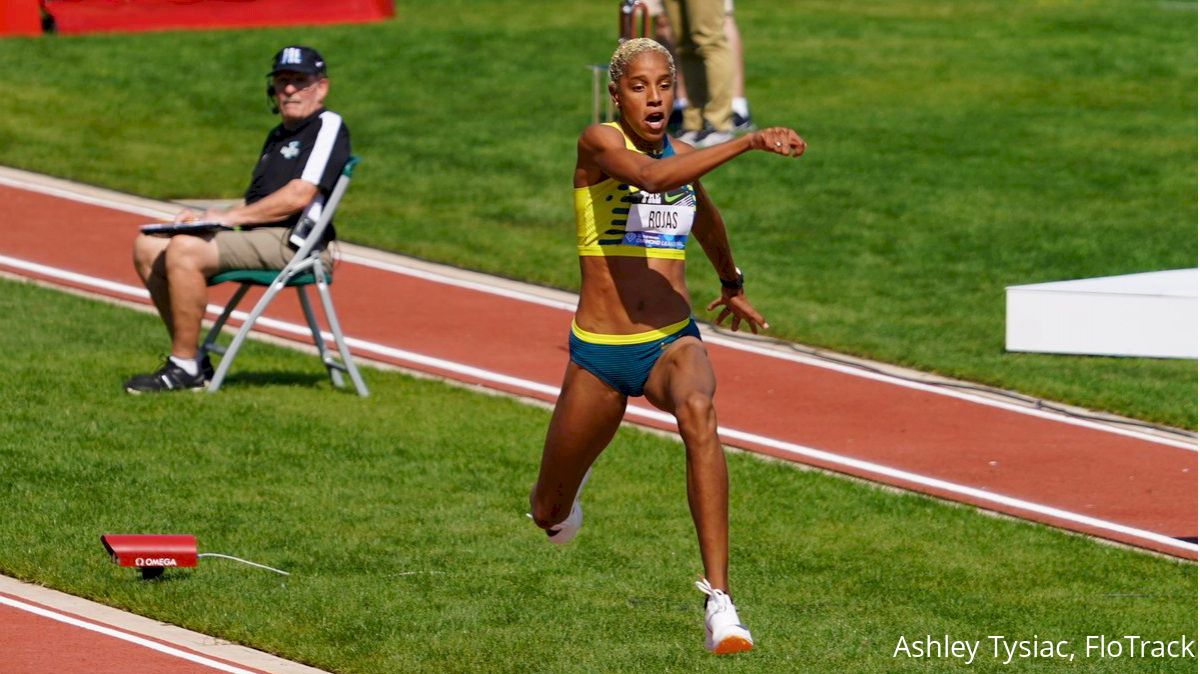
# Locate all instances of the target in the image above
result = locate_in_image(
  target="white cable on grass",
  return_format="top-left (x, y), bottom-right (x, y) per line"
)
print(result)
top-left (198, 553), bottom-right (290, 576)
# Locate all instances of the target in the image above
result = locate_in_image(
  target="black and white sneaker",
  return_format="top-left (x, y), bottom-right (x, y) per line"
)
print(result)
top-left (124, 357), bottom-right (210, 394)
top-left (678, 125), bottom-right (735, 148)
top-left (677, 126), bottom-right (711, 146)
top-left (732, 112), bottom-right (756, 134)
top-left (695, 130), bottom-right (734, 148)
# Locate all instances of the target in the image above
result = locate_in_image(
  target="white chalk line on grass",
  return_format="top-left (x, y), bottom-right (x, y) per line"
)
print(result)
top-left (0, 594), bottom-right (261, 674)
top-left (3, 168), bottom-right (1192, 451)
top-left (1, 253), bottom-right (1195, 556)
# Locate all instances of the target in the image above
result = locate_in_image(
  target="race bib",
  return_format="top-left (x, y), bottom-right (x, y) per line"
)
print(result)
top-left (625, 203), bottom-right (695, 238)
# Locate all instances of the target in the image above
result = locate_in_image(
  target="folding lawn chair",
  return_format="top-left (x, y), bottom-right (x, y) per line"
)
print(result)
top-left (200, 156), bottom-right (369, 396)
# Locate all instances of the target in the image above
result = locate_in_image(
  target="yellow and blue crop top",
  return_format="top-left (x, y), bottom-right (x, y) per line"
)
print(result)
top-left (575, 122), bottom-right (697, 260)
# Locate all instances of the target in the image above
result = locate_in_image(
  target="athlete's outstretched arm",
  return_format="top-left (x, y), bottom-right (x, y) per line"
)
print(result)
top-left (691, 181), bottom-right (769, 334)
top-left (578, 125), bottom-right (805, 194)
top-left (690, 179), bottom-right (737, 282)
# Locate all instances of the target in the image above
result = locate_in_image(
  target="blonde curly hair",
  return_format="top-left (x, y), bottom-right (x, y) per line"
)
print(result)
top-left (609, 37), bottom-right (675, 83)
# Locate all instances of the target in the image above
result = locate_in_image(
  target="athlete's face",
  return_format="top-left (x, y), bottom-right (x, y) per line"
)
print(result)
top-left (611, 52), bottom-right (674, 145)
top-left (272, 70), bottom-right (328, 127)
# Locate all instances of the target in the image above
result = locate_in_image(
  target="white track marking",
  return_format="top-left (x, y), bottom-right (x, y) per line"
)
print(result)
top-left (0, 255), bottom-right (152, 299)
top-left (341, 250), bottom-right (1196, 451)
top-left (0, 253), bottom-right (1194, 556)
top-left (0, 594), bottom-right (262, 674)
top-left (342, 252), bottom-right (579, 312)
top-left (368, 246), bottom-right (1199, 451)
top-left (706, 337), bottom-right (1198, 451)
top-left (2, 170), bottom-right (1192, 450)
top-left (0, 174), bottom-right (174, 219)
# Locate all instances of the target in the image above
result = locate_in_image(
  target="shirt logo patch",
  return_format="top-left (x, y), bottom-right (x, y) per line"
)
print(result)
top-left (280, 140), bottom-right (301, 159)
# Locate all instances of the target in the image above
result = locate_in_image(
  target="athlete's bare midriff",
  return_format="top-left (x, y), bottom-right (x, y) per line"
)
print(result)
top-left (575, 255), bottom-right (693, 334)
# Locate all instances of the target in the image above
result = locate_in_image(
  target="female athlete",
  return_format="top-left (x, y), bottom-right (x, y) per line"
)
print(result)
top-left (529, 37), bottom-right (805, 654)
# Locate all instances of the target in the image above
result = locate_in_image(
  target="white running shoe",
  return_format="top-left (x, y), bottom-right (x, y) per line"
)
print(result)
top-left (545, 468), bottom-right (591, 545)
top-left (696, 578), bottom-right (754, 654)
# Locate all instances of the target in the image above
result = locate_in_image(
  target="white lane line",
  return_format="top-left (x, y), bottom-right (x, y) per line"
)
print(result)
top-left (0, 255), bottom-right (152, 299)
top-left (3, 173), bottom-right (1192, 450)
top-left (711, 426), bottom-right (1198, 554)
top-left (343, 253), bottom-right (578, 312)
top-left (342, 251), bottom-right (1194, 451)
top-left (1, 254), bottom-right (1194, 556)
top-left (0, 594), bottom-right (262, 674)
top-left (0, 174), bottom-right (174, 220)
top-left (708, 337), bottom-right (1198, 451)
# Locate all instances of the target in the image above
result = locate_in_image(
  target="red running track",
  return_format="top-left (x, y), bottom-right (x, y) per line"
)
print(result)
top-left (0, 577), bottom-right (326, 674)
top-left (0, 178), bottom-right (1195, 566)
top-left (0, 598), bottom-right (258, 674)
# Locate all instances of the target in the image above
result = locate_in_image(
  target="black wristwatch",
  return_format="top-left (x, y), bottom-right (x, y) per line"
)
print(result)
top-left (720, 267), bottom-right (744, 291)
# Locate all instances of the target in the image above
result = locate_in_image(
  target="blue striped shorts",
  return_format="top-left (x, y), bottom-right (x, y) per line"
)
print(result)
top-left (568, 317), bottom-right (701, 397)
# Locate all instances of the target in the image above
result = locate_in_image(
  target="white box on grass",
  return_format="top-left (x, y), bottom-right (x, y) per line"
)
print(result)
top-left (1005, 268), bottom-right (1197, 359)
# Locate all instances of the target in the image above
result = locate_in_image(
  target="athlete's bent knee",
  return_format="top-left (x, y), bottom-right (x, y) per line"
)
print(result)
top-left (675, 392), bottom-right (716, 429)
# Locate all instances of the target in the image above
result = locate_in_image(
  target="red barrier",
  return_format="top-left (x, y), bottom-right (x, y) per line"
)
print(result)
top-left (42, 0), bottom-right (393, 35)
top-left (1, 0), bottom-right (43, 36)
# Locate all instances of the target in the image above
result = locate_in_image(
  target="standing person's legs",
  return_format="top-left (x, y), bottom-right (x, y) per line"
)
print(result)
top-left (651, 3), bottom-right (689, 133)
top-left (686, 0), bottom-right (733, 134)
top-left (530, 362), bottom-right (628, 533)
top-left (723, 1), bottom-right (753, 130)
top-left (724, 2), bottom-right (745, 104)
top-left (663, 0), bottom-right (701, 134)
top-left (642, 336), bottom-right (730, 591)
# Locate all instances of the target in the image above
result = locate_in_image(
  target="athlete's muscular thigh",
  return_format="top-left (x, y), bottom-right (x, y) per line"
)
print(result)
top-left (643, 337), bottom-right (716, 413)
top-left (538, 363), bottom-right (627, 485)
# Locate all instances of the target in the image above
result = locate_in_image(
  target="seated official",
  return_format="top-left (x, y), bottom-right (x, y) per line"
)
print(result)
top-left (126, 45), bottom-right (350, 393)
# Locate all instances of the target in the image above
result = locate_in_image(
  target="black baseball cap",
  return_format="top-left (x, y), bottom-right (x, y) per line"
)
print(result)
top-left (269, 46), bottom-right (327, 76)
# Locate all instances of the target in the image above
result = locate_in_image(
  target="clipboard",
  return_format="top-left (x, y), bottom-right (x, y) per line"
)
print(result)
top-left (140, 222), bottom-right (236, 235)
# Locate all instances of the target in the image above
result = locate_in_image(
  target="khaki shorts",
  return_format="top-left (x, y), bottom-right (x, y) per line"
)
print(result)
top-left (213, 226), bottom-right (333, 272)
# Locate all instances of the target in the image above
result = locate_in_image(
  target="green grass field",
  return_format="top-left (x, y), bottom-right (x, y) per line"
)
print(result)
top-left (1, 0), bottom-right (1195, 427)
top-left (0, 277), bottom-right (1195, 673)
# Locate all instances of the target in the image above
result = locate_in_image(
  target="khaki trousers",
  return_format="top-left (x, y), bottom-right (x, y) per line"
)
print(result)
top-left (663, 0), bottom-right (733, 133)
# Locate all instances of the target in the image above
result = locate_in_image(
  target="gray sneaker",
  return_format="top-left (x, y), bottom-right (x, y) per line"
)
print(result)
top-left (696, 130), bottom-right (735, 148)
top-left (677, 128), bottom-right (706, 145)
